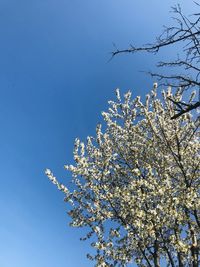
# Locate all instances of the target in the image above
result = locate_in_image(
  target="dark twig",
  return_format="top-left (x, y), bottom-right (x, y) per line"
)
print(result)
top-left (112, 4), bottom-right (200, 117)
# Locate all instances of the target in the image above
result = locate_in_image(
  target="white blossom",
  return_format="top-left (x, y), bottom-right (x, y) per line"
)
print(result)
top-left (46, 87), bottom-right (200, 267)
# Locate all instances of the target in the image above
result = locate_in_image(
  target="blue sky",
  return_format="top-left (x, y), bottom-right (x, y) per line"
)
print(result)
top-left (0, 1), bottom-right (195, 267)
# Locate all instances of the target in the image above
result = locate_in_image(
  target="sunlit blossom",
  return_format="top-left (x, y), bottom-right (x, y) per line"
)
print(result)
top-left (46, 87), bottom-right (199, 267)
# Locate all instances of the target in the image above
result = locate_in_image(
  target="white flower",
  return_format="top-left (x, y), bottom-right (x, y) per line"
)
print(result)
top-left (153, 82), bottom-right (158, 89)
top-left (45, 168), bottom-right (51, 176)
top-left (46, 86), bottom-right (199, 266)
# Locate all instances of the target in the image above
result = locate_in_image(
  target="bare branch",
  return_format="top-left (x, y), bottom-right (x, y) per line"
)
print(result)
top-left (112, 3), bottom-right (200, 117)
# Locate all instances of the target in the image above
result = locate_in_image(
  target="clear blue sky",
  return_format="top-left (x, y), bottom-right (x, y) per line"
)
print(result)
top-left (0, 1), bottom-right (195, 267)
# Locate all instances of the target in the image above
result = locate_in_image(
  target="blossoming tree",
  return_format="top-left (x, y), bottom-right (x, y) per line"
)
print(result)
top-left (46, 86), bottom-right (200, 267)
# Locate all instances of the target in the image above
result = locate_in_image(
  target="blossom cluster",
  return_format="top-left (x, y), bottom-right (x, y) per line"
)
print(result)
top-left (46, 86), bottom-right (200, 267)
